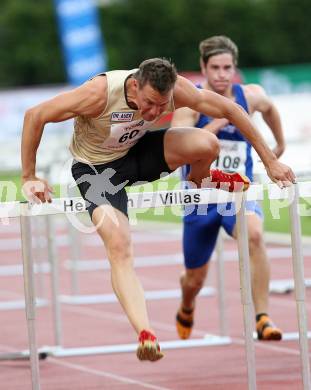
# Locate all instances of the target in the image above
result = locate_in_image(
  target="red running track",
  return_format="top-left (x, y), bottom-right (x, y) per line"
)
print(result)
top-left (0, 218), bottom-right (310, 389)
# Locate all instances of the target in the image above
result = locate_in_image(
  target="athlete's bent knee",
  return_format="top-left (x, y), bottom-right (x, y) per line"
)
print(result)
top-left (195, 131), bottom-right (220, 161)
top-left (107, 235), bottom-right (132, 265)
top-left (186, 271), bottom-right (206, 291)
top-left (248, 228), bottom-right (264, 250)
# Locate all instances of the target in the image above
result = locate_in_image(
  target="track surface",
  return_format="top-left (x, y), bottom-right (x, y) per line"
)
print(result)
top-left (0, 218), bottom-right (310, 389)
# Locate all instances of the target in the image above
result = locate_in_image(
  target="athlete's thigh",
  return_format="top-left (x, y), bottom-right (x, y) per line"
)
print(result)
top-left (71, 159), bottom-right (129, 218)
top-left (92, 204), bottom-right (133, 260)
top-left (163, 127), bottom-right (219, 170)
top-left (128, 129), bottom-right (172, 183)
top-left (183, 206), bottom-right (221, 269)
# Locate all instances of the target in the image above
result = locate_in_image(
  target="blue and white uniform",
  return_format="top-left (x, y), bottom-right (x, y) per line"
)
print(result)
top-left (182, 84), bottom-right (263, 269)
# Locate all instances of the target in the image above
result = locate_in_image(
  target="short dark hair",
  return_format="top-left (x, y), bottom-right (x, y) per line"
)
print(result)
top-left (133, 58), bottom-right (177, 95)
top-left (199, 35), bottom-right (238, 66)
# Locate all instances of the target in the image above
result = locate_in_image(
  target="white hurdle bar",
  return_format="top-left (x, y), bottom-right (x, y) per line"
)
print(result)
top-left (1, 182), bottom-right (311, 390)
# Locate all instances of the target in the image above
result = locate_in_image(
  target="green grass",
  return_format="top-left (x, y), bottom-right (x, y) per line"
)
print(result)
top-left (2, 173), bottom-right (311, 235)
top-left (0, 172), bottom-right (61, 202)
top-left (0, 172), bottom-right (23, 202)
top-left (127, 175), bottom-right (182, 223)
top-left (262, 196), bottom-right (311, 235)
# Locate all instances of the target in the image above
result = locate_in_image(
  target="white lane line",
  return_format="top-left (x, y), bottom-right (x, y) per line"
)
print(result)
top-left (63, 304), bottom-right (309, 354)
top-left (48, 358), bottom-right (172, 390)
top-left (232, 333), bottom-right (309, 357)
top-left (62, 298), bottom-right (311, 360)
top-left (0, 246), bottom-right (310, 277)
top-left (0, 344), bottom-right (171, 390)
top-left (63, 246), bottom-right (311, 272)
top-left (0, 292), bottom-right (308, 390)
top-left (0, 228), bottom-right (180, 251)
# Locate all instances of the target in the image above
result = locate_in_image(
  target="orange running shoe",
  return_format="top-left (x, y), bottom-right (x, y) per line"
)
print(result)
top-left (176, 306), bottom-right (194, 340)
top-left (256, 315), bottom-right (282, 341)
top-left (205, 169), bottom-right (250, 192)
top-left (136, 330), bottom-right (164, 361)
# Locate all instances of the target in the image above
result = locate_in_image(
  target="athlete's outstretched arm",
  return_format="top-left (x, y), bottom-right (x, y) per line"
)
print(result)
top-left (21, 76), bottom-right (107, 202)
top-left (173, 75), bottom-right (295, 186)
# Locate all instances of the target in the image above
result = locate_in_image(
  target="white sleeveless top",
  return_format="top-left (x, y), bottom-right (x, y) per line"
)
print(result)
top-left (70, 69), bottom-right (175, 164)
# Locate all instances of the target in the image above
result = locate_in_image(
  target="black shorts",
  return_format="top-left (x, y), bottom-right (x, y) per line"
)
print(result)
top-left (71, 129), bottom-right (172, 218)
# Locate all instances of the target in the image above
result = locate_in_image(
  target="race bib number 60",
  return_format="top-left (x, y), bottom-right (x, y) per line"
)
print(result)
top-left (102, 119), bottom-right (154, 151)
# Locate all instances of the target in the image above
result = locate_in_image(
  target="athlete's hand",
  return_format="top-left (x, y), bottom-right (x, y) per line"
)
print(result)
top-left (22, 175), bottom-right (54, 204)
top-left (203, 118), bottom-right (229, 134)
top-left (210, 118), bottom-right (229, 127)
top-left (265, 160), bottom-right (296, 188)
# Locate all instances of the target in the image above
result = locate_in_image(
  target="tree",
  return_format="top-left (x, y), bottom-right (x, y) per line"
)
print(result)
top-left (0, 0), bottom-right (311, 87)
top-left (0, 0), bottom-right (65, 87)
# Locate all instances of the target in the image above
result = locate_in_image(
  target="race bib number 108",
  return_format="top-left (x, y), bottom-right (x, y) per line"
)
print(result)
top-left (211, 140), bottom-right (247, 174)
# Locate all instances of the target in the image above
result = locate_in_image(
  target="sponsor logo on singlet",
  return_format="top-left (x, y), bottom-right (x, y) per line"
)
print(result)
top-left (110, 112), bottom-right (134, 122)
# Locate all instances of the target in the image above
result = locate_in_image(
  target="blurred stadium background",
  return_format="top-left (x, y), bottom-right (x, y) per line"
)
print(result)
top-left (1, 2), bottom-right (311, 389)
top-left (0, 0), bottom-right (311, 233)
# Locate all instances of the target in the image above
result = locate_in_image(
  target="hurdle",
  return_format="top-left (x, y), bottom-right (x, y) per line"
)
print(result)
top-left (0, 215), bottom-right (49, 311)
top-left (59, 229), bottom-right (215, 306)
top-left (227, 183), bottom-right (311, 389)
top-left (287, 184), bottom-right (311, 388)
top-left (1, 183), bottom-right (311, 390)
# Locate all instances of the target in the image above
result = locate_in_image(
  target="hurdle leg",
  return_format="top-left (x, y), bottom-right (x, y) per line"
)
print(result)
top-left (288, 184), bottom-right (311, 389)
top-left (20, 205), bottom-right (41, 390)
top-left (236, 193), bottom-right (257, 390)
top-left (33, 216), bottom-right (46, 299)
top-left (45, 214), bottom-right (63, 347)
top-left (68, 220), bottom-right (81, 295)
top-left (215, 229), bottom-right (228, 337)
top-left (44, 165), bottom-right (63, 346)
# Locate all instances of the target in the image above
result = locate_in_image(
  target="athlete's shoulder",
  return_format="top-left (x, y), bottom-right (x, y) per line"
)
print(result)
top-left (241, 83), bottom-right (273, 114)
top-left (242, 83), bottom-right (267, 97)
top-left (82, 75), bottom-right (108, 100)
top-left (241, 84), bottom-right (268, 103)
